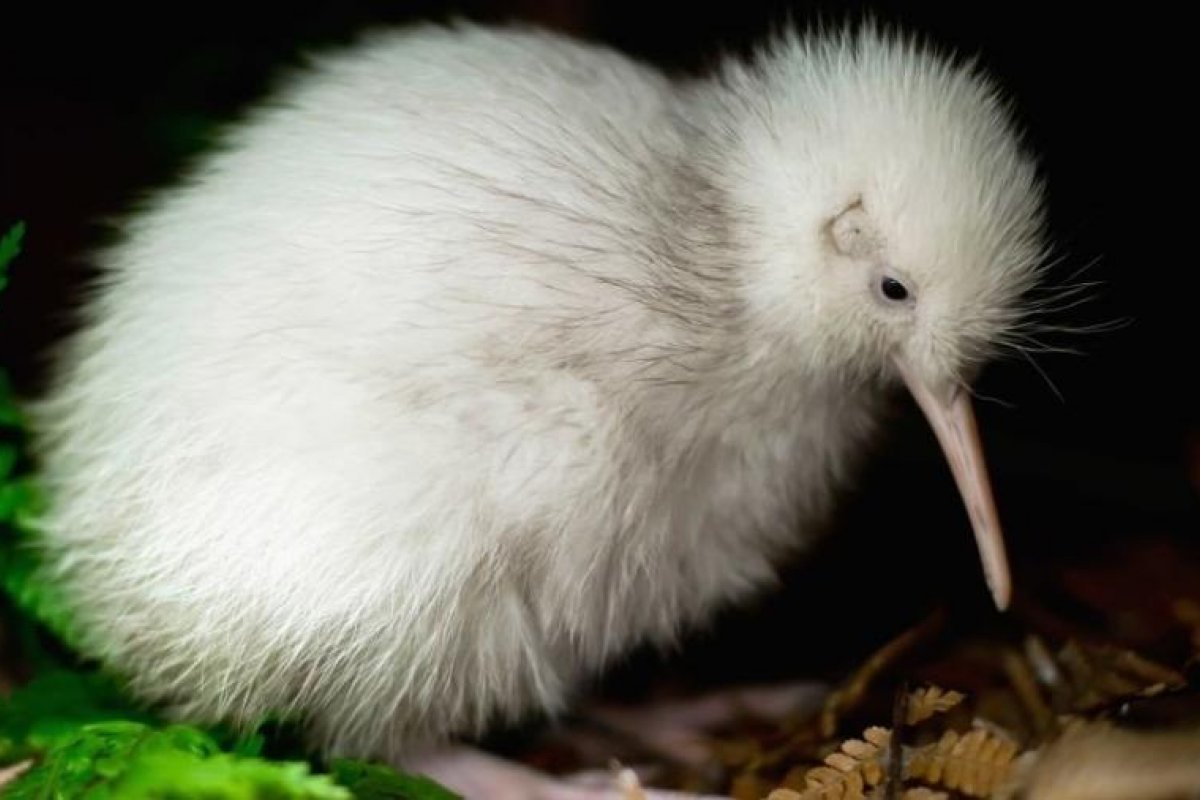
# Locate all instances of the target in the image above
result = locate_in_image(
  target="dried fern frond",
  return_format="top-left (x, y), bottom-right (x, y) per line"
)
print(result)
top-left (782, 726), bottom-right (890, 800)
top-left (900, 789), bottom-right (949, 800)
top-left (820, 613), bottom-right (945, 737)
top-left (1057, 641), bottom-right (1184, 710)
top-left (765, 782), bottom-right (948, 799)
top-left (733, 773), bottom-right (777, 800)
top-left (797, 764), bottom-right (868, 799)
top-left (765, 790), bottom-right (803, 800)
top-left (906, 728), bottom-right (1018, 797)
top-left (739, 625), bottom-right (1197, 800)
top-left (905, 687), bottom-right (965, 726)
top-left (1000, 648), bottom-right (1056, 736)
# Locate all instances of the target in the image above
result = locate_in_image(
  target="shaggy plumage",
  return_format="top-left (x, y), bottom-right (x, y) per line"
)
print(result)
top-left (29, 21), bottom-right (1045, 762)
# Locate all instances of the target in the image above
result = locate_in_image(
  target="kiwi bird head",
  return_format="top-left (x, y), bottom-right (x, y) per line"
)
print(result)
top-left (724, 28), bottom-right (1048, 608)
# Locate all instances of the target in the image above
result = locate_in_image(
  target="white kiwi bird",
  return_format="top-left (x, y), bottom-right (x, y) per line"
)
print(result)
top-left (28, 19), bottom-right (1045, 799)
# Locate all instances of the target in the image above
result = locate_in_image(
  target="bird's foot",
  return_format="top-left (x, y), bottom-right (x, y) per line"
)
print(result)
top-left (402, 684), bottom-right (824, 798)
top-left (403, 744), bottom-right (727, 800)
top-left (584, 681), bottom-right (828, 768)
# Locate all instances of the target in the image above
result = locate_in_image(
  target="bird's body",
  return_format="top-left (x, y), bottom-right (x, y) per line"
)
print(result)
top-left (30, 21), bottom-right (1045, 770)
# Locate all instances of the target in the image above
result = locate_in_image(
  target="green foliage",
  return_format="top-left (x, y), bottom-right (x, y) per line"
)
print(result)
top-left (3, 722), bottom-right (351, 799)
top-left (328, 761), bottom-right (461, 800)
top-left (0, 221), bottom-right (24, 292)
top-left (0, 671), bottom-right (155, 762)
top-left (0, 225), bottom-right (78, 649)
top-left (2, 221), bottom-right (39, 538)
top-left (0, 223), bottom-right (61, 648)
top-left (0, 474), bottom-right (78, 656)
top-left (0, 673), bottom-right (459, 799)
top-left (0, 436), bottom-right (34, 520)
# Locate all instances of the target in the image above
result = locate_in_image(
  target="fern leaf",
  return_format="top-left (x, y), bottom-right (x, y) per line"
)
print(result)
top-left (0, 670), bottom-right (154, 762)
top-left (790, 726), bottom-right (890, 799)
top-left (0, 221), bottom-right (24, 283)
top-left (4, 722), bottom-right (351, 799)
top-left (905, 727), bottom-right (1018, 797)
top-left (905, 686), bottom-right (965, 726)
top-left (330, 758), bottom-right (462, 800)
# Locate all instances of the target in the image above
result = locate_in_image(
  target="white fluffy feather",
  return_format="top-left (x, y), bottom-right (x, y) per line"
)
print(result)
top-left (29, 22), bottom-right (1045, 759)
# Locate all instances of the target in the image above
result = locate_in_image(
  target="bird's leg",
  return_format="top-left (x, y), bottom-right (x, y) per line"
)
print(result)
top-left (582, 682), bottom-right (828, 768)
top-left (397, 684), bottom-right (824, 799)
top-left (402, 744), bottom-right (728, 800)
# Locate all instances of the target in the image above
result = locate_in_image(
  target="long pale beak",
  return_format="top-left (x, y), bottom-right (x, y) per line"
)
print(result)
top-left (894, 358), bottom-right (1012, 610)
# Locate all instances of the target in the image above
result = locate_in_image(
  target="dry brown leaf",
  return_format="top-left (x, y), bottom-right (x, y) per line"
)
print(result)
top-left (906, 727), bottom-right (1018, 797)
top-left (1002, 724), bottom-right (1200, 800)
top-left (715, 738), bottom-right (768, 769)
top-left (905, 686), bottom-right (965, 726)
top-left (1057, 641), bottom-right (1184, 711)
top-left (734, 624), bottom-right (1196, 800)
top-left (733, 772), bottom-right (776, 800)
top-left (1172, 598), bottom-right (1200, 651)
top-left (1000, 647), bottom-right (1056, 736)
top-left (820, 612), bottom-right (945, 737)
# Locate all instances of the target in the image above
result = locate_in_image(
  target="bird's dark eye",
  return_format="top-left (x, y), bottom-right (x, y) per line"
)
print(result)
top-left (880, 276), bottom-right (909, 302)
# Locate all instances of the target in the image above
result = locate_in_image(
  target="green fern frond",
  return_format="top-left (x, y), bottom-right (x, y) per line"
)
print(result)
top-left (0, 221), bottom-right (25, 291)
top-left (330, 759), bottom-right (462, 800)
top-left (4, 722), bottom-right (351, 799)
top-left (0, 671), bottom-right (460, 798)
top-left (0, 670), bottom-right (155, 762)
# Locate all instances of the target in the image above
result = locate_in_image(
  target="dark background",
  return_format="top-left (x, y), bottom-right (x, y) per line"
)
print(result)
top-left (2, 2), bottom-right (1196, 691)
